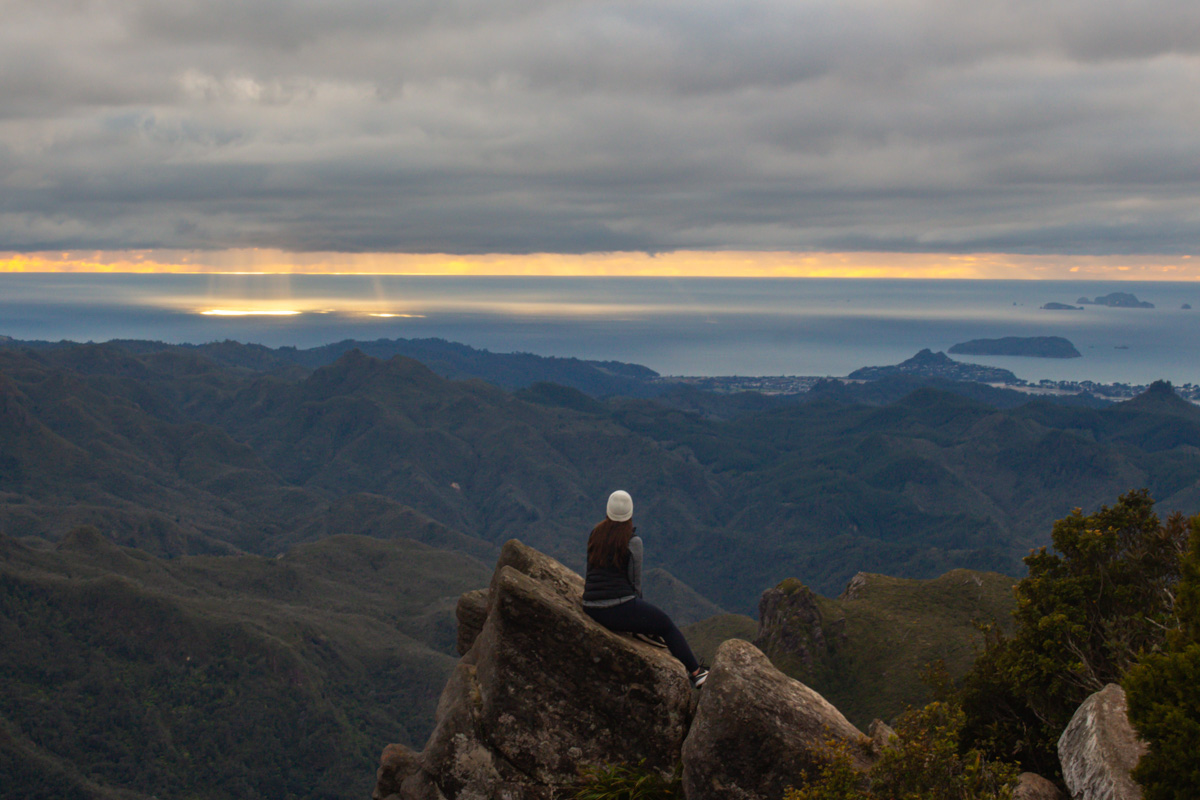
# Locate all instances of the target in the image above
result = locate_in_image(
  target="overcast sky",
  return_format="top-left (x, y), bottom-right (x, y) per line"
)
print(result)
top-left (2, 0), bottom-right (1198, 263)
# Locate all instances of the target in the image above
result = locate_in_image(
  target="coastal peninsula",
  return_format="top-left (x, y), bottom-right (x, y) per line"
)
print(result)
top-left (848, 349), bottom-right (1019, 383)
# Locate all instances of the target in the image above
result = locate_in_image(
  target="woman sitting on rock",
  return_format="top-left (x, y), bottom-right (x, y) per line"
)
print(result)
top-left (581, 490), bottom-right (709, 688)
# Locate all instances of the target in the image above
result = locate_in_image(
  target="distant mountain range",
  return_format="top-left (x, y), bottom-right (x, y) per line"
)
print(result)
top-left (6, 335), bottom-right (664, 397)
top-left (4, 337), bottom-right (1199, 606)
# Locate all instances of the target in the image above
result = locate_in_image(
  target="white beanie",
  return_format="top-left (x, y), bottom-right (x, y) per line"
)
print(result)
top-left (606, 490), bottom-right (633, 522)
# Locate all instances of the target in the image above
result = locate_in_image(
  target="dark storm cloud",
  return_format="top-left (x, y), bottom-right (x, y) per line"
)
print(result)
top-left (2, 0), bottom-right (1198, 255)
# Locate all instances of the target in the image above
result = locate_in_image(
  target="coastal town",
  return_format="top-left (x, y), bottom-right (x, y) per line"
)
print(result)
top-left (663, 373), bottom-right (1200, 404)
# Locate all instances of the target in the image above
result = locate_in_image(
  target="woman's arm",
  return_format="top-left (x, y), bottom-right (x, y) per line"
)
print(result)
top-left (627, 536), bottom-right (644, 598)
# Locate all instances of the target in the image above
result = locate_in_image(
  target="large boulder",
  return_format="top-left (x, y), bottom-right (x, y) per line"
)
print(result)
top-left (1015, 772), bottom-right (1065, 800)
top-left (1057, 684), bottom-right (1147, 800)
top-left (681, 639), bottom-right (873, 800)
top-left (374, 743), bottom-right (422, 800)
top-left (381, 540), bottom-right (693, 800)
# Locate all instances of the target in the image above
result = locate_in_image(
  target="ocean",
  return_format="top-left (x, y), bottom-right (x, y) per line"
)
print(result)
top-left (2, 274), bottom-right (1198, 385)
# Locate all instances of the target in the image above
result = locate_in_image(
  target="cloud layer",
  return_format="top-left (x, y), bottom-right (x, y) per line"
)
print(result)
top-left (2, 0), bottom-right (1198, 257)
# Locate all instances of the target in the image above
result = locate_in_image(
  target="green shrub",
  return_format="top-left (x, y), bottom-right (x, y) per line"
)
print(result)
top-left (780, 739), bottom-right (866, 800)
top-left (572, 761), bottom-right (682, 800)
top-left (872, 701), bottom-right (1017, 800)
top-left (784, 696), bottom-right (1017, 800)
top-left (1125, 516), bottom-right (1200, 800)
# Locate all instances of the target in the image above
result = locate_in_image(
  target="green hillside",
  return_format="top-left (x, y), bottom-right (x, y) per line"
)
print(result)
top-left (756, 570), bottom-right (1017, 728)
top-left (684, 568), bottom-right (1017, 730)
top-left (683, 613), bottom-right (759, 665)
top-left (0, 530), bottom-right (490, 800)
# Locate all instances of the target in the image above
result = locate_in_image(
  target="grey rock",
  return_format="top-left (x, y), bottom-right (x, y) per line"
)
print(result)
top-left (374, 743), bottom-right (422, 800)
top-left (1057, 684), bottom-right (1148, 800)
top-left (840, 572), bottom-right (869, 600)
top-left (867, 718), bottom-right (897, 756)
top-left (487, 538), bottom-right (584, 608)
top-left (681, 639), bottom-right (873, 800)
top-left (454, 588), bottom-right (488, 656)
top-left (1015, 772), bottom-right (1065, 800)
top-left (378, 540), bottom-right (692, 800)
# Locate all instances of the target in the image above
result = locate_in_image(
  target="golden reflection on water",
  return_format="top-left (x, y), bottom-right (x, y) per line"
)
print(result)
top-left (199, 309), bottom-right (303, 316)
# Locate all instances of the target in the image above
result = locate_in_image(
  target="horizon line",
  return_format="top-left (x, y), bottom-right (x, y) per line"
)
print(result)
top-left (2, 249), bottom-right (1197, 280)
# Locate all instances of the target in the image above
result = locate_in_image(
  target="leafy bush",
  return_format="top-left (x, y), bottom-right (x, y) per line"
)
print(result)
top-left (780, 739), bottom-right (866, 800)
top-left (958, 490), bottom-right (1188, 776)
top-left (572, 761), bottom-right (682, 800)
top-left (871, 701), bottom-right (1017, 800)
top-left (1125, 516), bottom-right (1200, 800)
top-left (784, 696), bottom-right (1017, 800)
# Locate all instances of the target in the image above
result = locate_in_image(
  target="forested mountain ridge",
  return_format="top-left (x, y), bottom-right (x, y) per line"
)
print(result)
top-left (2, 335), bottom-right (664, 397)
top-left (3, 340), bottom-right (1200, 608)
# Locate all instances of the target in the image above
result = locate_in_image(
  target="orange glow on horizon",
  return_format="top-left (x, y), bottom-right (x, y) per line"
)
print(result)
top-left (1, 249), bottom-right (1197, 280)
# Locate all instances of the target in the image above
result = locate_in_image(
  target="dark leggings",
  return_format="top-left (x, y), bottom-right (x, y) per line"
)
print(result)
top-left (584, 598), bottom-right (700, 673)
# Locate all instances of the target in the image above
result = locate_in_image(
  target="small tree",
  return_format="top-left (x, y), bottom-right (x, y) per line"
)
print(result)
top-left (1124, 516), bottom-right (1200, 800)
top-left (959, 490), bottom-right (1188, 775)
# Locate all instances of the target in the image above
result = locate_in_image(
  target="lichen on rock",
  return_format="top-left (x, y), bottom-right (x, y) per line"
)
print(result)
top-left (681, 639), bottom-right (872, 800)
top-left (1057, 684), bottom-right (1147, 800)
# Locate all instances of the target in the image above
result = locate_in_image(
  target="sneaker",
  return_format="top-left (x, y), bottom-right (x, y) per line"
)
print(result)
top-left (689, 667), bottom-right (709, 689)
top-left (631, 632), bottom-right (669, 649)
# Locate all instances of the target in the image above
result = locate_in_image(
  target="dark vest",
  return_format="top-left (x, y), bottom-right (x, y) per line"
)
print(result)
top-left (583, 558), bottom-right (636, 603)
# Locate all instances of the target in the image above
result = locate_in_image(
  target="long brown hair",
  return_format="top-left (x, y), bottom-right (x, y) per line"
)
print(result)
top-left (587, 518), bottom-right (634, 569)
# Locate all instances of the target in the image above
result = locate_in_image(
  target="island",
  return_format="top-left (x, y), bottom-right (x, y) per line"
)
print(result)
top-left (1075, 292), bottom-right (1154, 309)
top-left (1184, 303), bottom-right (1193, 310)
top-left (948, 336), bottom-right (1082, 359)
top-left (848, 349), bottom-right (1019, 384)
top-left (1041, 302), bottom-right (1083, 310)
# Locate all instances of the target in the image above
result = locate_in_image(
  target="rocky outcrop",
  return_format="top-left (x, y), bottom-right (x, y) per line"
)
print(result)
top-left (1057, 684), bottom-right (1147, 800)
top-left (378, 540), bottom-right (874, 800)
top-left (384, 540), bottom-right (693, 800)
top-left (681, 639), bottom-right (872, 800)
top-left (485, 538), bottom-right (584, 605)
top-left (1015, 772), bottom-right (1066, 800)
top-left (755, 579), bottom-right (844, 668)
